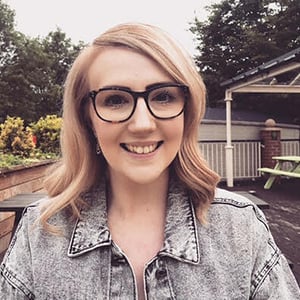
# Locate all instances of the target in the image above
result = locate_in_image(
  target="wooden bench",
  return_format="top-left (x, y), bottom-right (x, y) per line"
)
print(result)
top-left (258, 156), bottom-right (300, 189)
top-left (258, 167), bottom-right (300, 189)
top-left (258, 168), bottom-right (300, 178)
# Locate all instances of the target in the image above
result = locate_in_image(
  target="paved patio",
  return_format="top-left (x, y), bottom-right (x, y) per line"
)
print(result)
top-left (222, 178), bottom-right (300, 285)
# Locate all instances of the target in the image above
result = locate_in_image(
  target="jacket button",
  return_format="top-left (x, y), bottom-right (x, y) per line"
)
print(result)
top-left (155, 268), bottom-right (167, 280)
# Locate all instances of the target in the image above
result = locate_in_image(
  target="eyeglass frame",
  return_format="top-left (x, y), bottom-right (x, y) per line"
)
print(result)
top-left (87, 82), bottom-right (189, 123)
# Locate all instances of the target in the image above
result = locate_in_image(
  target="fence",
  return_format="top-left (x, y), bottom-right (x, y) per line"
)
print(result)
top-left (280, 140), bottom-right (300, 171)
top-left (199, 139), bottom-right (299, 180)
top-left (281, 140), bottom-right (300, 156)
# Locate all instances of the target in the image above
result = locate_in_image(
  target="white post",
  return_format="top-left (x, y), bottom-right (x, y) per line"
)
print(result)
top-left (225, 90), bottom-right (234, 187)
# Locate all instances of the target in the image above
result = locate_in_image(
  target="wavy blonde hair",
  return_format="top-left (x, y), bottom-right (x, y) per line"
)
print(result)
top-left (41, 23), bottom-right (219, 230)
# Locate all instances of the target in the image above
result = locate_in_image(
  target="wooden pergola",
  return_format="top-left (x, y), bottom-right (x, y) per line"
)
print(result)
top-left (220, 47), bottom-right (300, 187)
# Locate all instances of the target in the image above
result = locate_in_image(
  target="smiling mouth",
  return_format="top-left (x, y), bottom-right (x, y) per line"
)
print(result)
top-left (121, 142), bottom-right (163, 154)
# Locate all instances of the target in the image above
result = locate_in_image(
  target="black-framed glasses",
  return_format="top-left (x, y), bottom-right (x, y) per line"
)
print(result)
top-left (88, 83), bottom-right (189, 123)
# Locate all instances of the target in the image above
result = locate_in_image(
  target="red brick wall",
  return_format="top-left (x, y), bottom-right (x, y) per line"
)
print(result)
top-left (260, 129), bottom-right (281, 168)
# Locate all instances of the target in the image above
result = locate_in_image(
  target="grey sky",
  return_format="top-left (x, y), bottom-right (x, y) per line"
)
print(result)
top-left (4, 0), bottom-right (220, 55)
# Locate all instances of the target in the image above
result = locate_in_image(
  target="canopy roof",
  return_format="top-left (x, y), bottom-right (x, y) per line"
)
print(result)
top-left (220, 47), bottom-right (300, 94)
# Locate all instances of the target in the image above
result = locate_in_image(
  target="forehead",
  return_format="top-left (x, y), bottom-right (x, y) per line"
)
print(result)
top-left (87, 47), bottom-right (173, 90)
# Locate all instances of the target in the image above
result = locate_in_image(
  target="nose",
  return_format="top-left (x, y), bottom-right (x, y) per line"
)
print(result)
top-left (128, 97), bottom-right (156, 132)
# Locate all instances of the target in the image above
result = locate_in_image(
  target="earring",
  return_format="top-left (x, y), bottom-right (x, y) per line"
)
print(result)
top-left (96, 140), bottom-right (102, 155)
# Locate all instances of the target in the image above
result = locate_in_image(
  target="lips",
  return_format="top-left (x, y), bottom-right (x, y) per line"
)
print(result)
top-left (121, 142), bottom-right (163, 154)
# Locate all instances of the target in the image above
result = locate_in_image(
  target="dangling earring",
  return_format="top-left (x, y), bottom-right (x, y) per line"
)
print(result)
top-left (96, 140), bottom-right (102, 155)
top-left (92, 128), bottom-right (101, 155)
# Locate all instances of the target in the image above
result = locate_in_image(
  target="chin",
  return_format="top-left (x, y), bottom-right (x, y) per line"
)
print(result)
top-left (126, 169), bottom-right (169, 186)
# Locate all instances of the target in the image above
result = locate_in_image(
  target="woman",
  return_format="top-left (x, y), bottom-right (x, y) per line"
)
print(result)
top-left (0, 23), bottom-right (299, 299)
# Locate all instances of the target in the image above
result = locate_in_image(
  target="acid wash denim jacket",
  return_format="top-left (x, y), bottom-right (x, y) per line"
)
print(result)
top-left (0, 180), bottom-right (299, 299)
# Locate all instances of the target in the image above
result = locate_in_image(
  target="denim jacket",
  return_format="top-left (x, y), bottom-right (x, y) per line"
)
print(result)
top-left (0, 180), bottom-right (299, 299)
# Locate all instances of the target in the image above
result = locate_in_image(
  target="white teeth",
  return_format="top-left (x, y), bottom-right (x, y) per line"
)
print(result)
top-left (144, 146), bottom-right (150, 154)
top-left (136, 146), bottom-right (143, 154)
top-left (126, 144), bottom-right (157, 154)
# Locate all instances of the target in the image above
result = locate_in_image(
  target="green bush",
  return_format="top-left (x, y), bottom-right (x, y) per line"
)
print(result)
top-left (0, 116), bottom-right (35, 157)
top-left (0, 114), bottom-right (62, 162)
top-left (0, 152), bottom-right (58, 169)
top-left (31, 115), bottom-right (62, 154)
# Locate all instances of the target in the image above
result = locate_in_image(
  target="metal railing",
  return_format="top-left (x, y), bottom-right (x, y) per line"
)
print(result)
top-left (281, 140), bottom-right (300, 156)
top-left (200, 139), bottom-right (300, 179)
top-left (280, 140), bottom-right (300, 171)
top-left (199, 141), bottom-right (261, 179)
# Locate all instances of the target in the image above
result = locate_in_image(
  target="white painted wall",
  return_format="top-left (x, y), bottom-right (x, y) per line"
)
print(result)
top-left (198, 120), bottom-right (300, 142)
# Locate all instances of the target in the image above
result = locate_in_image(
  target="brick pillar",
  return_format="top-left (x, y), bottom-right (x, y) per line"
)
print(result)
top-left (260, 119), bottom-right (281, 168)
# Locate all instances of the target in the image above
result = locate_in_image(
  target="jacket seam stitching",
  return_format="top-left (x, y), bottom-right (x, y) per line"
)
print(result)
top-left (212, 197), bottom-right (269, 231)
top-left (0, 264), bottom-right (35, 299)
top-left (250, 239), bottom-right (281, 299)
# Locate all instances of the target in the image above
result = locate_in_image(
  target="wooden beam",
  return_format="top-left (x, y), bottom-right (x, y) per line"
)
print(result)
top-left (233, 84), bottom-right (300, 94)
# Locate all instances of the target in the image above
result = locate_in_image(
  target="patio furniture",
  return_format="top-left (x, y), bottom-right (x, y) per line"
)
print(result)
top-left (258, 156), bottom-right (300, 189)
top-left (0, 193), bottom-right (46, 238)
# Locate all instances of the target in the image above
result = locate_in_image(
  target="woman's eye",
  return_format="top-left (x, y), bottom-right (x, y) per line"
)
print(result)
top-left (153, 91), bottom-right (175, 103)
top-left (104, 95), bottom-right (128, 107)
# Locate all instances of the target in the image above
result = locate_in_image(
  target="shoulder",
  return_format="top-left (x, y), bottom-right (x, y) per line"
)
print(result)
top-left (213, 188), bottom-right (260, 208)
top-left (203, 188), bottom-right (271, 255)
top-left (207, 189), bottom-right (300, 298)
top-left (4, 196), bottom-right (74, 261)
top-left (0, 196), bottom-right (74, 298)
top-left (193, 188), bottom-right (300, 298)
top-left (22, 195), bottom-right (74, 228)
top-left (208, 188), bottom-right (269, 230)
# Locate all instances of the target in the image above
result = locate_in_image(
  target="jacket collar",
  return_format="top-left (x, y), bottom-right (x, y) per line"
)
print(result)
top-left (68, 182), bottom-right (111, 257)
top-left (68, 179), bottom-right (200, 265)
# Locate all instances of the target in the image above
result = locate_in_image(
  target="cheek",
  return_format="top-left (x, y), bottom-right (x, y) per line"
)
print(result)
top-left (91, 121), bottom-right (122, 156)
top-left (89, 107), bottom-right (107, 137)
top-left (165, 117), bottom-right (184, 146)
top-left (89, 113), bottom-right (109, 144)
top-left (93, 125), bottom-right (114, 147)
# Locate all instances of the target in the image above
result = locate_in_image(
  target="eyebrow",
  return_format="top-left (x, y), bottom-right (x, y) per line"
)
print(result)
top-left (100, 81), bottom-right (176, 91)
top-left (145, 81), bottom-right (175, 90)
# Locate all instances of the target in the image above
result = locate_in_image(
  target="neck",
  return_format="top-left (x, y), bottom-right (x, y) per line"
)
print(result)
top-left (107, 172), bottom-right (169, 218)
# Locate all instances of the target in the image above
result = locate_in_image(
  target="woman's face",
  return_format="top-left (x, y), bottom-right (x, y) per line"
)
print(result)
top-left (88, 47), bottom-right (184, 185)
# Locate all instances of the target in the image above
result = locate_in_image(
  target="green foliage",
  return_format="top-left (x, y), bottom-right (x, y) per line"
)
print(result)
top-left (0, 114), bottom-right (62, 166)
top-left (42, 28), bottom-right (86, 87)
top-left (31, 115), bottom-right (62, 154)
top-left (0, 0), bottom-right (85, 123)
top-left (190, 0), bottom-right (300, 121)
top-left (0, 116), bottom-right (35, 157)
top-left (0, 153), bottom-right (26, 168)
top-left (0, 152), bottom-right (58, 169)
top-left (0, 0), bottom-right (16, 66)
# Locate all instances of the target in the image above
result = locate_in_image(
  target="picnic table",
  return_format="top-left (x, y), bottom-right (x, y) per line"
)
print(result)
top-left (258, 156), bottom-right (300, 189)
